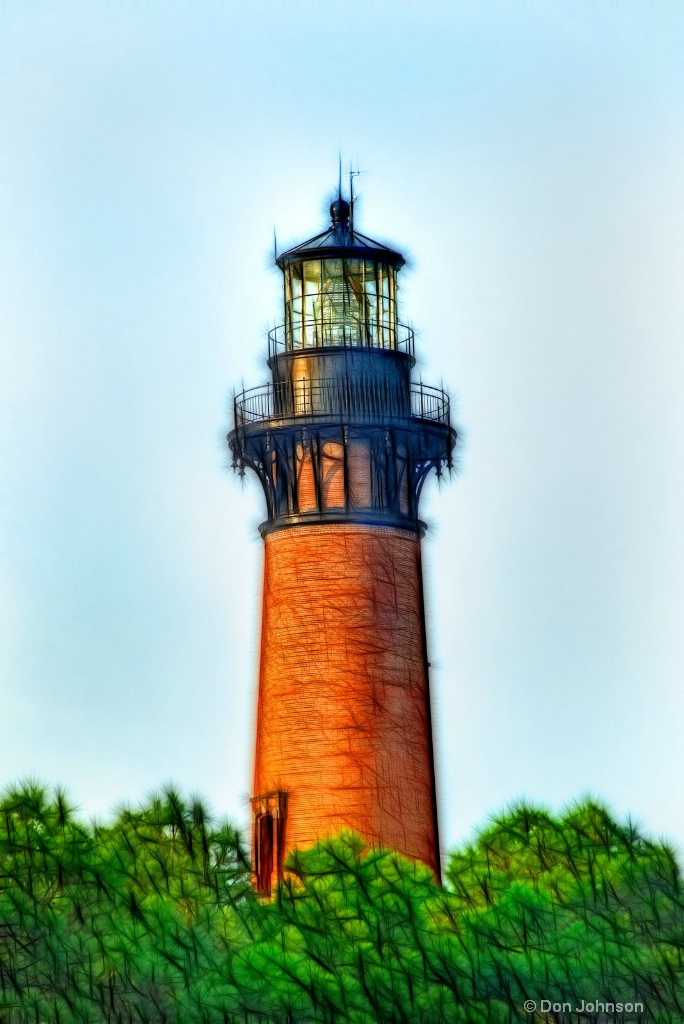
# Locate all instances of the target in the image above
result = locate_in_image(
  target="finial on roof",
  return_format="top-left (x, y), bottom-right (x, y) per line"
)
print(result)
top-left (330, 197), bottom-right (350, 229)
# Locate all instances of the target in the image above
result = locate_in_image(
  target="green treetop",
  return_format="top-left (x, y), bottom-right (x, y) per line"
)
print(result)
top-left (0, 782), bottom-right (681, 1023)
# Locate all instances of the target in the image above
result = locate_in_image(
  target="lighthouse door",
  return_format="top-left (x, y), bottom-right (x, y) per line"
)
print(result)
top-left (256, 812), bottom-right (274, 894)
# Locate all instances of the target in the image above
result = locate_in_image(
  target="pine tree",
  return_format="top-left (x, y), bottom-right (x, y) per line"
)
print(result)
top-left (1, 783), bottom-right (682, 1023)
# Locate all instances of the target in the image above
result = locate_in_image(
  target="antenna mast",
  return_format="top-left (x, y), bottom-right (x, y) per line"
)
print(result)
top-left (349, 164), bottom-right (362, 237)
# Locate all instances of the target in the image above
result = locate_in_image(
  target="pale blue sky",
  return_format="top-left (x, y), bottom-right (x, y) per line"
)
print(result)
top-left (1, 2), bottom-right (683, 857)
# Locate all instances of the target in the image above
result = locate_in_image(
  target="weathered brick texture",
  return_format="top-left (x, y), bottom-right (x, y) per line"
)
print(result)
top-left (253, 523), bottom-right (439, 882)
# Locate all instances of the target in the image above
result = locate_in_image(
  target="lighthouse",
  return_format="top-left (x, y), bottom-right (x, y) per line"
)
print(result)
top-left (228, 191), bottom-right (456, 894)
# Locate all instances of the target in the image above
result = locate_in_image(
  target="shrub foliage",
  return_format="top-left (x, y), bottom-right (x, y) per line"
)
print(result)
top-left (0, 782), bottom-right (682, 1022)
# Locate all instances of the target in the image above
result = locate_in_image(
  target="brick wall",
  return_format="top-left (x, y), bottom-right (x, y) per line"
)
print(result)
top-left (253, 523), bottom-right (440, 888)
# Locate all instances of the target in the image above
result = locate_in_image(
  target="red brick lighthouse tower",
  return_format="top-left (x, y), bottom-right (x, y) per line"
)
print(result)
top-left (228, 192), bottom-right (456, 894)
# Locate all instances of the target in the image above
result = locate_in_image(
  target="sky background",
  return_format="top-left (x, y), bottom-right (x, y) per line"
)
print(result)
top-left (1, 1), bottom-right (683, 858)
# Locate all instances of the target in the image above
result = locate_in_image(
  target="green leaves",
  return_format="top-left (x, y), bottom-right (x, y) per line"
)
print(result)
top-left (0, 787), bottom-right (682, 1022)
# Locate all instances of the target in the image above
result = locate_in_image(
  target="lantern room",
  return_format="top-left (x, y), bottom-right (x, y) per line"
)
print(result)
top-left (276, 196), bottom-right (406, 354)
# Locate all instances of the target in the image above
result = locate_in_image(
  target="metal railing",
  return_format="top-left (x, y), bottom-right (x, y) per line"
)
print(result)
top-left (234, 378), bottom-right (450, 428)
top-left (268, 320), bottom-right (415, 361)
top-left (410, 384), bottom-right (450, 424)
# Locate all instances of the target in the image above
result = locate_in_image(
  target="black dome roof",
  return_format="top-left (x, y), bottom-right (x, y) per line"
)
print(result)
top-left (276, 199), bottom-right (405, 270)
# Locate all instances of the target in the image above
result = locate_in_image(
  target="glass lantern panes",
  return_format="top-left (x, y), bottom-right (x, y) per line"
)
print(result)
top-left (285, 259), bottom-right (396, 350)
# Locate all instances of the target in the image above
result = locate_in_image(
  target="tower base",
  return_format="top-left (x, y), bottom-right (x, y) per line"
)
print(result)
top-left (252, 522), bottom-right (440, 892)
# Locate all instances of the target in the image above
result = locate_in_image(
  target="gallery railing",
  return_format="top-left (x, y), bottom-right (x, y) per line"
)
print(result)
top-left (234, 379), bottom-right (450, 428)
top-left (268, 320), bottom-right (415, 360)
